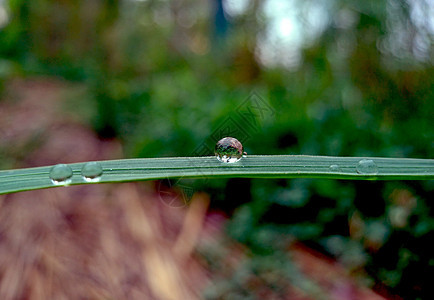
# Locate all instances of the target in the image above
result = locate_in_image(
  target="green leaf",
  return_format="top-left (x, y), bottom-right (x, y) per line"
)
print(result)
top-left (1, 155), bottom-right (433, 194)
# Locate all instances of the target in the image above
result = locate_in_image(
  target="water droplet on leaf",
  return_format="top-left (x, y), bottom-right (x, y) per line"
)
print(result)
top-left (81, 162), bottom-right (103, 182)
top-left (50, 164), bottom-right (73, 185)
top-left (356, 159), bottom-right (378, 175)
top-left (215, 137), bottom-right (244, 163)
top-left (329, 164), bottom-right (341, 172)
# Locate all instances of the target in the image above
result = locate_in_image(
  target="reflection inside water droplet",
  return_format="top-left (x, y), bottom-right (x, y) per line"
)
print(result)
top-left (356, 159), bottom-right (378, 175)
top-left (49, 164), bottom-right (73, 185)
top-left (215, 137), bottom-right (244, 163)
top-left (81, 162), bottom-right (103, 182)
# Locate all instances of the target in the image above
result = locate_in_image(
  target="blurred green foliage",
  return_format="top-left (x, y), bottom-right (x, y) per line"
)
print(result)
top-left (1, 0), bottom-right (433, 298)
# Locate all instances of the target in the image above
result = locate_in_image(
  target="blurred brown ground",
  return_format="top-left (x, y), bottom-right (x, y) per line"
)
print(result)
top-left (0, 79), bottom-right (392, 299)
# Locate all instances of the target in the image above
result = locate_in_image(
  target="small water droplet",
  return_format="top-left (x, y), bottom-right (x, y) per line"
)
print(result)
top-left (356, 159), bottom-right (378, 175)
top-left (215, 137), bottom-right (244, 163)
top-left (329, 164), bottom-right (341, 172)
top-left (50, 164), bottom-right (73, 185)
top-left (81, 162), bottom-right (103, 182)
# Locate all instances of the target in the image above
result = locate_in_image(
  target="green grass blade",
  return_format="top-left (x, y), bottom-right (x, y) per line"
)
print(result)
top-left (1, 155), bottom-right (433, 194)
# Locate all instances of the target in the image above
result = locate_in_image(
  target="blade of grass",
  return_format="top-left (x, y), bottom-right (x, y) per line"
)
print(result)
top-left (1, 155), bottom-right (433, 194)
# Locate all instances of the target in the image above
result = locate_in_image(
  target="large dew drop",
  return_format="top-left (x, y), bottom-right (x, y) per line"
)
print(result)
top-left (356, 159), bottom-right (378, 175)
top-left (49, 164), bottom-right (73, 185)
top-left (215, 137), bottom-right (244, 163)
top-left (81, 162), bottom-right (103, 182)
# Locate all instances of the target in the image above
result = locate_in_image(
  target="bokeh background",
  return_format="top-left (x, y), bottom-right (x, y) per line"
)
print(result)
top-left (0, 0), bottom-right (433, 299)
